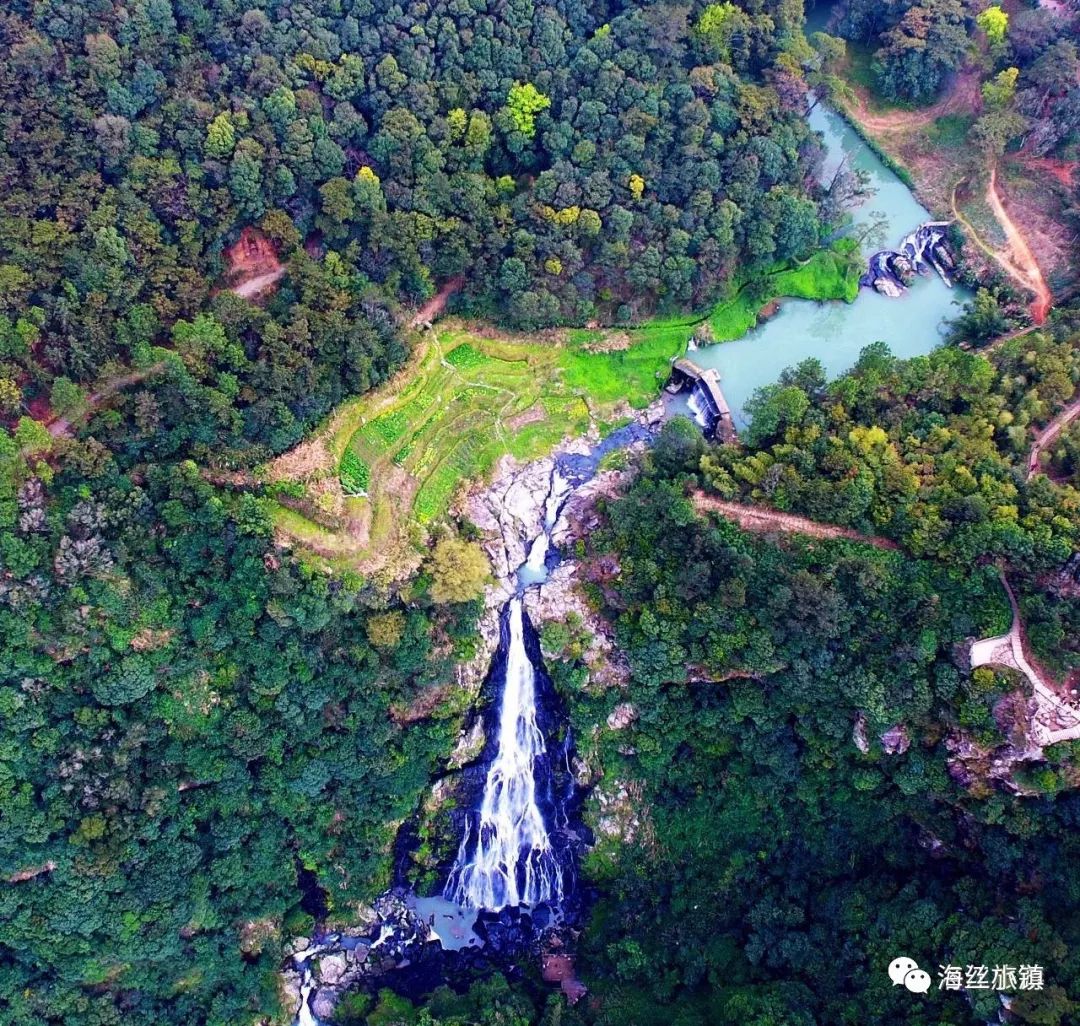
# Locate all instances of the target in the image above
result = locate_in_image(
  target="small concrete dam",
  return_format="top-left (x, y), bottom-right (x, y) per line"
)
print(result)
top-left (667, 357), bottom-right (737, 443)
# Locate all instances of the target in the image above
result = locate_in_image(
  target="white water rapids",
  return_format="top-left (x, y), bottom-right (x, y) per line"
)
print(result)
top-left (444, 468), bottom-right (570, 910)
top-left (443, 598), bottom-right (564, 909)
top-left (287, 445), bottom-right (647, 1024)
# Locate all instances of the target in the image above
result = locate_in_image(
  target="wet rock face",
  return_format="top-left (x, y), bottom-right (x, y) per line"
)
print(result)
top-left (467, 454), bottom-right (558, 589)
top-left (287, 890), bottom-right (436, 1023)
top-left (288, 900), bottom-right (585, 1024)
top-left (862, 221), bottom-right (955, 296)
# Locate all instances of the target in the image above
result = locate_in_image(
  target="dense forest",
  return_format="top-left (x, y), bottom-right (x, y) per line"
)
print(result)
top-left (1, 0), bottom-right (835, 375)
top-left (832, 0), bottom-right (1080, 160)
top-left (0, 0), bottom-right (848, 1022)
top-left (521, 325), bottom-right (1080, 1026)
top-left (3, 0), bottom-right (1080, 1024)
top-left (557, 423), bottom-right (1080, 1026)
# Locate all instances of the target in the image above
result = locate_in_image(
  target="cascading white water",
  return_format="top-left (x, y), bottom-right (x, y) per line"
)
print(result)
top-left (687, 386), bottom-right (710, 430)
top-left (445, 468), bottom-right (571, 910)
top-left (520, 470), bottom-right (570, 583)
top-left (444, 597), bottom-right (563, 910)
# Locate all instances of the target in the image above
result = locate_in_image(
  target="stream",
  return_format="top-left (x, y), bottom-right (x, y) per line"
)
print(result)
top-left (679, 104), bottom-right (973, 429)
top-left (287, 423), bottom-right (651, 1024)
top-left (285, 93), bottom-right (978, 1026)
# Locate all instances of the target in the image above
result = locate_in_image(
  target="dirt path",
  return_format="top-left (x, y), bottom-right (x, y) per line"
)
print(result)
top-left (409, 276), bottom-right (464, 329)
top-left (691, 493), bottom-right (898, 550)
top-left (224, 228), bottom-right (285, 300)
top-left (1027, 395), bottom-right (1080, 479)
top-left (970, 570), bottom-right (1080, 745)
top-left (985, 167), bottom-right (1053, 323)
top-left (230, 267), bottom-right (286, 299)
top-left (848, 68), bottom-right (980, 134)
top-left (47, 361), bottom-right (170, 439)
top-left (964, 322), bottom-right (1041, 354)
top-left (950, 172), bottom-right (1052, 324)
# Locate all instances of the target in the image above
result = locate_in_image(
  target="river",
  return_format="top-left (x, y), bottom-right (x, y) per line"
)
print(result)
top-left (682, 104), bottom-right (972, 430)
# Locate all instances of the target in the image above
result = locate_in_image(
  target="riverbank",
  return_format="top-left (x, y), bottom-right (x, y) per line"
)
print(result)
top-left (264, 320), bottom-right (674, 576)
top-left (706, 240), bottom-right (861, 341)
top-left (264, 226), bottom-right (867, 573)
top-left (823, 51), bottom-right (1067, 322)
top-left (683, 102), bottom-right (973, 427)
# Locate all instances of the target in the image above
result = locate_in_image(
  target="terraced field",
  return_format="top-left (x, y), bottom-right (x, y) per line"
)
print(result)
top-left (343, 323), bottom-right (686, 529)
top-left (267, 318), bottom-right (690, 569)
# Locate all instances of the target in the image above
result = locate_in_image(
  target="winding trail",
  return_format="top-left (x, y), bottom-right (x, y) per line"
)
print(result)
top-left (1027, 395), bottom-right (1080, 480)
top-left (969, 570), bottom-right (1080, 746)
top-left (950, 172), bottom-right (1052, 324)
top-left (46, 361), bottom-right (170, 439)
top-left (848, 69), bottom-right (980, 135)
top-left (691, 493), bottom-right (898, 550)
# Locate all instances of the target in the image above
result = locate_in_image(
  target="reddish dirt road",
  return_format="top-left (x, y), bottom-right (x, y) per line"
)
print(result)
top-left (409, 276), bottom-right (464, 329)
top-left (692, 493), bottom-right (898, 550)
top-left (230, 267), bottom-right (286, 299)
top-left (1027, 396), bottom-right (1080, 479)
top-left (850, 68), bottom-right (981, 135)
top-left (986, 167), bottom-right (1053, 323)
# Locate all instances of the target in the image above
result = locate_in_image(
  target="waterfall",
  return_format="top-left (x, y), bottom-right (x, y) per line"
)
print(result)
top-left (687, 385), bottom-right (711, 430)
top-left (443, 597), bottom-right (564, 910)
top-left (518, 469), bottom-right (570, 586)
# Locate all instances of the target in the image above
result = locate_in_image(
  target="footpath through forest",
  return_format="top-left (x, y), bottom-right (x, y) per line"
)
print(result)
top-left (46, 362), bottom-right (169, 439)
top-left (969, 570), bottom-right (1080, 746)
top-left (691, 493), bottom-right (898, 549)
top-left (1027, 396), bottom-right (1080, 479)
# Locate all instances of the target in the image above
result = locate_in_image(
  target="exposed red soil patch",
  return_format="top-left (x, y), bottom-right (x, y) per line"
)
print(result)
top-left (225, 227), bottom-right (285, 299)
top-left (541, 951), bottom-right (588, 1003)
top-left (1018, 156), bottom-right (1078, 190)
top-left (409, 276), bottom-right (464, 329)
top-left (25, 395), bottom-right (53, 422)
top-left (986, 167), bottom-right (1053, 323)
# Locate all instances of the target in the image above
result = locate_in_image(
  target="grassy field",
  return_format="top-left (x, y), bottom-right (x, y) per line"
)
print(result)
top-left (270, 244), bottom-right (863, 567)
top-left (275, 321), bottom-right (687, 551)
top-left (708, 242), bottom-right (862, 340)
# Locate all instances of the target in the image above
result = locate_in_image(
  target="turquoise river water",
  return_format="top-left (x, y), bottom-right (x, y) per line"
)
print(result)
top-left (683, 104), bottom-right (972, 430)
